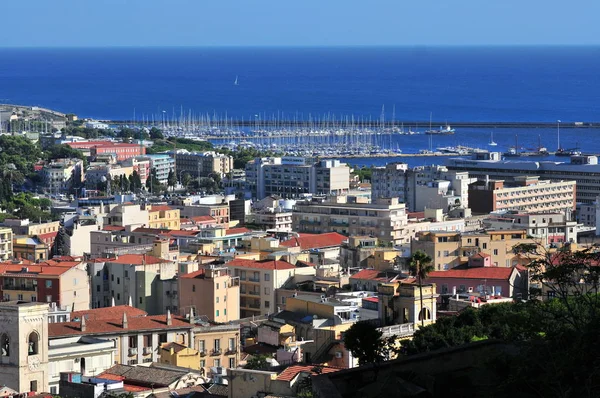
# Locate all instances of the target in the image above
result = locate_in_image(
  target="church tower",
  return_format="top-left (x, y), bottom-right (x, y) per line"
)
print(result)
top-left (0, 301), bottom-right (49, 393)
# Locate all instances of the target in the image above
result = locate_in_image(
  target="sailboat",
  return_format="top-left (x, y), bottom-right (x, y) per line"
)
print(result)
top-left (234, 76), bottom-right (239, 86)
top-left (488, 132), bottom-right (497, 146)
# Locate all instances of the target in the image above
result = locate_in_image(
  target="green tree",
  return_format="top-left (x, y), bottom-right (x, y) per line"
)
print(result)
top-left (409, 250), bottom-right (435, 328)
top-left (244, 354), bottom-right (270, 370)
top-left (181, 172), bottom-right (192, 189)
top-left (149, 127), bottom-right (164, 140)
top-left (167, 170), bottom-right (177, 190)
top-left (343, 321), bottom-right (384, 366)
top-left (129, 171), bottom-right (142, 191)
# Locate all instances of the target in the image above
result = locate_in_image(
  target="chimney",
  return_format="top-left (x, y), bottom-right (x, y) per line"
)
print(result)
top-left (111, 297), bottom-right (116, 307)
top-left (80, 315), bottom-right (87, 332)
top-left (122, 312), bottom-right (128, 329)
top-left (167, 309), bottom-right (172, 326)
top-left (128, 296), bottom-right (133, 307)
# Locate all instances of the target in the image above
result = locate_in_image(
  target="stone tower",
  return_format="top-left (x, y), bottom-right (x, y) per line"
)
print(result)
top-left (0, 301), bottom-right (49, 393)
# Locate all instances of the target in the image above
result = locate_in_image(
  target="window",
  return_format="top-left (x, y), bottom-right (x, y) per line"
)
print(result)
top-left (159, 334), bottom-right (168, 343)
top-left (31, 296), bottom-right (36, 302)
top-left (124, 270), bottom-right (129, 278)
top-left (117, 277), bottom-right (120, 285)
top-left (216, 283), bottom-right (220, 290)
top-left (443, 250), bottom-right (449, 257)
top-left (74, 291), bottom-right (77, 297)
top-left (228, 338), bottom-right (235, 351)
top-left (199, 340), bottom-right (205, 352)
top-left (1, 334), bottom-right (9, 357)
top-left (216, 297), bottom-right (219, 303)
top-left (264, 287), bottom-right (270, 295)
top-left (128, 336), bottom-right (137, 348)
top-left (28, 332), bottom-right (39, 355)
top-left (264, 273), bottom-right (270, 282)
top-left (216, 310), bottom-right (219, 317)
top-left (200, 359), bottom-right (205, 368)
top-left (192, 285), bottom-right (196, 292)
top-left (30, 381), bottom-right (37, 392)
top-left (45, 280), bottom-right (52, 288)
top-left (441, 284), bottom-right (448, 294)
top-left (224, 309), bottom-right (227, 316)
top-left (229, 357), bottom-right (235, 368)
top-left (96, 285), bottom-right (100, 292)
top-left (214, 339), bottom-right (221, 351)
top-left (96, 271), bottom-right (100, 277)
top-left (482, 243), bottom-right (487, 249)
top-left (46, 295), bottom-right (52, 302)
top-left (265, 300), bottom-right (270, 308)
top-left (144, 334), bottom-right (152, 347)
top-left (17, 294), bottom-right (23, 300)
top-left (139, 297), bottom-right (143, 304)
top-left (50, 387), bottom-right (57, 395)
top-left (73, 278), bottom-right (77, 285)
top-left (214, 359), bottom-right (221, 367)
top-left (111, 274), bottom-right (114, 281)
top-left (117, 293), bottom-right (120, 300)
top-left (493, 249), bottom-right (498, 255)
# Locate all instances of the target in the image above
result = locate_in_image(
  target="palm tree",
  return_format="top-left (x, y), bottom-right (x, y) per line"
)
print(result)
top-left (409, 250), bottom-right (434, 327)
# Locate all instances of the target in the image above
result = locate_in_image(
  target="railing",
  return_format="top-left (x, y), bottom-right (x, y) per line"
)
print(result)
top-left (226, 347), bottom-right (237, 354)
top-left (248, 277), bottom-right (260, 283)
top-left (128, 347), bottom-right (138, 356)
top-left (199, 349), bottom-right (207, 356)
top-left (3, 285), bottom-right (36, 291)
top-left (211, 349), bottom-right (222, 356)
top-left (143, 347), bottom-right (153, 355)
top-left (378, 323), bottom-right (415, 338)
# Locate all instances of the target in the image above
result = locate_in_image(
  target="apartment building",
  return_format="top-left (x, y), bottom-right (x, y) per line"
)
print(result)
top-left (121, 156), bottom-right (150, 184)
top-left (246, 209), bottom-right (293, 231)
top-left (138, 154), bottom-right (175, 185)
top-left (468, 176), bottom-right (576, 215)
top-left (177, 203), bottom-right (230, 225)
top-left (226, 259), bottom-right (315, 318)
top-left (245, 157), bottom-right (350, 199)
top-left (88, 253), bottom-right (177, 314)
top-left (0, 228), bottom-right (13, 260)
top-left (577, 201), bottom-right (596, 227)
top-left (483, 212), bottom-right (578, 246)
top-left (378, 282), bottom-right (438, 329)
top-left (173, 149), bottom-right (234, 179)
top-left (148, 205), bottom-right (181, 229)
top-left (292, 196), bottom-right (409, 245)
top-left (0, 261), bottom-right (90, 311)
top-left (2, 218), bottom-right (60, 237)
top-left (192, 319), bottom-right (241, 375)
top-left (103, 203), bottom-right (149, 229)
top-left (90, 143), bottom-right (146, 161)
top-left (85, 165), bottom-right (134, 189)
top-left (42, 158), bottom-right (84, 193)
top-left (446, 151), bottom-right (600, 204)
top-left (411, 229), bottom-right (532, 271)
top-left (371, 163), bottom-right (476, 212)
top-left (179, 264), bottom-right (240, 322)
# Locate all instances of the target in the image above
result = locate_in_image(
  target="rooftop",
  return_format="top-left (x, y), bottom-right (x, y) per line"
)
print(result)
top-left (427, 267), bottom-right (517, 281)
top-left (350, 269), bottom-right (405, 282)
top-left (107, 254), bottom-right (167, 266)
top-left (279, 232), bottom-right (347, 250)
top-left (276, 365), bottom-right (341, 382)
top-left (71, 305), bottom-right (148, 321)
top-left (49, 314), bottom-right (192, 337)
top-left (226, 258), bottom-right (296, 271)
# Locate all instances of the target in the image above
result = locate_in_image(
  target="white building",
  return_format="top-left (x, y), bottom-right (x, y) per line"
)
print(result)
top-left (137, 154), bottom-right (175, 185)
top-left (245, 157), bottom-right (350, 200)
top-left (84, 120), bottom-right (110, 130)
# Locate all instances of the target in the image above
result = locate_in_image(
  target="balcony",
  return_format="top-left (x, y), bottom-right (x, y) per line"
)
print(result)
top-left (143, 347), bottom-right (153, 355)
top-left (211, 349), bottom-right (222, 356)
top-left (3, 284), bottom-right (36, 291)
top-left (199, 349), bottom-right (207, 357)
top-left (248, 277), bottom-right (260, 283)
top-left (226, 346), bottom-right (237, 354)
top-left (128, 347), bottom-right (138, 356)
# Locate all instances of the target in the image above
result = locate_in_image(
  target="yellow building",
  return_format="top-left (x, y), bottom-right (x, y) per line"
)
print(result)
top-left (0, 227), bottom-right (13, 261)
top-left (366, 249), bottom-right (401, 271)
top-left (379, 282), bottom-right (438, 329)
top-left (148, 205), bottom-right (181, 230)
top-left (13, 236), bottom-right (49, 262)
top-left (192, 322), bottom-right (240, 375)
top-left (411, 229), bottom-right (532, 271)
top-left (159, 342), bottom-right (200, 370)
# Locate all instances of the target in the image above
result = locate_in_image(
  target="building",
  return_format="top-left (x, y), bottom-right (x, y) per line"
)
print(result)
top-left (159, 342), bottom-right (201, 370)
top-left (84, 120), bottom-right (109, 129)
top-left (12, 236), bottom-right (50, 262)
top-left (577, 201), bottom-right (597, 227)
top-left (378, 282), bottom-right (438, 329)
top-left (426, 265), bottom-right (528, 300)
top-left (191, 319), bottom-right (241, 376)
top-left (411, 229), bottom-right (532, 271)
top-left (372, 163), bottom-right (476, 212)
top-left (483, 212), bottom-right (578, 246)
top-left (2, 218), bottom-right (60, 237)
top-left (246, 209), bottom-right (293, 232)
top-left (0, 227), bottom-right (13, 261)
top-left (245, 157), bottom-right (350, 199)
top-left (173, 150), bottom-right (234, 179)
top-left (42, 158), bottom-right (84, 193)
top-left (446, 151), bottom-right (600, 204)
top-left (178, 203), bottom-right (230, 226)
top-left (138, 154), bottom-right (175, 185)
top-left (468, 176), bottom-right (576, 215)
top-left (91, 143), bottom-right (146, 162)
top-left (292, 196), bottom-right (409, 245)
top-left (0, 261), bottom-right (90, 310)
top-left (121, 156), bottom-right (150, 185)
top-left (0, 301), bottom-right (49, 394)
top-left (178, 264), bottom-right (240, 322)
top-left (285, 294), bottom-right (363, 324)
top-left (349, 269), bottom-right (406, 292)
top-left (225, 259), bottom-right (315, 318)
top-left (84, 165), bottom-right (134, 190)
top-left (148, 205), bottom-right (181, 230)
top-left (88, 253), bottom-right (177, 314)
top-left (103, 203), bottom-right (149, 230)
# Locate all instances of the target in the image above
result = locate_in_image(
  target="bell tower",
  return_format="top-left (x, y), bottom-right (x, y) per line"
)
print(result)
top-left (0, 301), bottom-right (49, 393)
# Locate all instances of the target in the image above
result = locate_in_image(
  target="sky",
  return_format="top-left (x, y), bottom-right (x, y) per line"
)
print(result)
top-left (2, 0), bottom-right (599, 47)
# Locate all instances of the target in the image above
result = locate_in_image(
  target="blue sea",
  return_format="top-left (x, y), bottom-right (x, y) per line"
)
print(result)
top-left (1, 46), bottom-right (600, 166)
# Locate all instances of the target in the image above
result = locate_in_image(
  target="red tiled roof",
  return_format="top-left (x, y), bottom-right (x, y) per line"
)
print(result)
top-left (38, 231), bottom-right (58, 241)
top-left (279, 233), bottom-right (347, 250)
top-left (180, 269), bottom-right (205, 279)
top-left (71, 305), bottom-right (148, 321)
top-left (103, 225), bottom-right (126, 231)
top-left (473, 252), bottom-right (491, 258)
top-left (226, 258), bottom-right (296, 270)
top-left (150, 205), bottom-right (174, 212)
top-left (350, 269), bottom-right (401, 282)
top-left (191, 215), bottom-right (216, 223)
top-left (225, 227), bottom-right (251, 235)
top-left (276, 365), bottom-right (341, 381)
top-left (49, 314), bottom-right (192, 337)
top-left (169, 230), bottom-right (200, 237)
top-left (427, 267), bottom-right (516, 280)
top-left (407, 212), bottom-right (426, 219)
top-left (363, 297), bottom-right (379, 303)
top-left (108, 254), bottom-right (167, 265)
top-left (0, 263), bottom-right (73, 276)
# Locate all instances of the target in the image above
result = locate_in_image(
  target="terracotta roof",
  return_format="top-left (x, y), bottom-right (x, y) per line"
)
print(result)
top-left (180, 269), bottom-right (205, 279)
top-left (279, 232), bottom-right (347, 250)
top-left (160, 342), bottom-right (190, 354)
top-left (49, 314), bottom-right (192, 337)
top-left (150, 205), bottom-right (174, 212)
top-left (276, 365), bottom-right (341, 381)
top-left (427, 267), bottom-right (517, 280)
top-left (472, 252), bottom-right (491, 258)
top-left (38, 231), bottom-right (58, 241)
top-left (98, 363), bottom-right (193, 388)
top-left (363, 297), bottom-right (379, 303)
top-left (103, 225), bottom-right (126, 231)
top-left (0, 263), bottom-right (73, 277)
top-left (108, 254), bottom-right (167, 265)
top-left (225, 227), bottom-right (251, 235)
top-left (71, 305), bottom-right (148, 321)
top-left (191, 215), bottom-right (216, 223)
top-left (170, 230), bottom-right (200, 237)
top-left (226, 258), bottom-right (296, 270)
top-left (350, 269), bottom-right (403, 282)
top-left (133, 227), bottom-right (170, 235)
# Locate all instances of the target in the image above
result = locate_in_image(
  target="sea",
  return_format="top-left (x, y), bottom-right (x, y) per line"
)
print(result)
top-left (1, 46), bottom-right (600, 167)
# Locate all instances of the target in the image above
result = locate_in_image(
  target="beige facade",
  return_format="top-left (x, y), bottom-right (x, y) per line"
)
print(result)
top-left (292, 196), bottom-right (409, 245)
top-left (42, 158), bottom-right (84, 193)
top-left (174, 150), bottom-right (234, 179)
top-left (412, 229), bottom-right (532, 271)
top-left (192, 322), bottom-right (240, 376)
top-left (178, 203), bottom-right (230, 225)
top-left (179, 265), bottom-right (241, 322)
top-left (2, 219), bottom-right (60, 237)
top-left (246, 210), bottom-right (293, 231)
top-left (148, 205), bottom-right (181, 229)
top-left (159, 342), bottom-right (200, 370)
top-left (103, 203), bottom-right (149, 229)
top-left (0, 228), bottom-right (13, 260)
top-left (0, 301), bottom-right (50, 394)
top-left (379, 282), bottom-right (438, 329)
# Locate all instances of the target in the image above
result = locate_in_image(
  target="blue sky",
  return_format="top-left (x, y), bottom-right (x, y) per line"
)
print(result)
top-left (3, 0), bottom-right (599, 47)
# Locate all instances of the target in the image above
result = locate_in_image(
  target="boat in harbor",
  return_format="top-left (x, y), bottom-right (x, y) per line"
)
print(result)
top-left (425, 125), bottom-right (455, 135)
